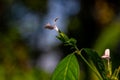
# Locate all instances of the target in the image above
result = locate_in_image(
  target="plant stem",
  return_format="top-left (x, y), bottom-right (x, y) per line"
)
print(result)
top-left (76, 49), bottom-right (103, 80)
top-left (115, 66), bottom-right (120, 78)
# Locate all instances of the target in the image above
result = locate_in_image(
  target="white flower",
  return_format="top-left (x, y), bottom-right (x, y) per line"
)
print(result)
top-left (53, 25), bottom-right (59, 31)
top-left (45, 17), bottom-right (59, 32)
top-left (101, 49), bottom-right (111, 75)
top-left (101, 49), bottom-right (110, 59)
top-left (45, 23), bottom-right (59, 32)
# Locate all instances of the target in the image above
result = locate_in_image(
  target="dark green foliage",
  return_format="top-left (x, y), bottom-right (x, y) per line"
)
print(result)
top-left (82, 48), bottom-right (108, 80)
top-left (56, 31), bottom-right (77, 49)
top-left (56, 31), bottom-right (69, 43)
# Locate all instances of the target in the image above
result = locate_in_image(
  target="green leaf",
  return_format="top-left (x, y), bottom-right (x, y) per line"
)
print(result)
top-left (82, 48), bottom-right (108, 80)
top-left (51, 53), bottom-right (80, 80)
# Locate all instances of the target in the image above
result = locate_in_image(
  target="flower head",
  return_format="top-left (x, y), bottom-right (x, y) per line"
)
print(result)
top-left (45, 23), bottom-right (54, 30)
top-left (44, 17), bottom-right (59, 32)
top-left (101, 49), bottom-right (110, 59)
top-left (101, 49), bottom-right (112, 77)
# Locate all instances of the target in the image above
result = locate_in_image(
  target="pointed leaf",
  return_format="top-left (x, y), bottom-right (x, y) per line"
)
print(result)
top-left (82, 48), bottom-right (108, 80)
top-left (51, 53), bottom-right (80, 80)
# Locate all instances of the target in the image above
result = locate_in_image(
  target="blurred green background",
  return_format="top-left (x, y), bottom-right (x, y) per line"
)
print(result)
top-left (0, 0), bottom-right (120, 80)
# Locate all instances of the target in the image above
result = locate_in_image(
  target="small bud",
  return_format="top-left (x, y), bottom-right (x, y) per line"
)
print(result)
top-left (102, 49), bottom-right (112, 78)
top-left (54, 17), bottom-right (59, 22)
top-left (101, 49), bottom-right (110, 59)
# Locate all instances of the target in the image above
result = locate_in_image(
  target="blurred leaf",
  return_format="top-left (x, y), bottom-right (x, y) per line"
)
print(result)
top-left (12, 74), bottom-right (25, 80)
top-left (51, 53), bottom-right (80, 80)
top-left (0, 66), bottom-right (5, 80)
top-left (94, 22), bottom-right (120, 55)
top-left (12, 68), bottom-right (50, 80)
top-left (31, 69), bottom-right (50, 80)
top-left (82, 48), bottom-right (108, 80)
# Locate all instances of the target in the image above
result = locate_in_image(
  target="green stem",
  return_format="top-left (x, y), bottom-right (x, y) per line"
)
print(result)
top-left (115, 66), bottom-right (120, 78)
top-left (76, 49), bottom-right (103, 80)
top-left (74, 45), bottom-right (79, 51)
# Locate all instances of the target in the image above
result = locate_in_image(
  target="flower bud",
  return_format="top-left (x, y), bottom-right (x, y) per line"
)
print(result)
top-left (101, 49), bottom-right (110, 59)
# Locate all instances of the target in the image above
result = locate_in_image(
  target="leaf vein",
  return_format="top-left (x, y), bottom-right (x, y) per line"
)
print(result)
top-left (63, 54), bottom-right (73, 80)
